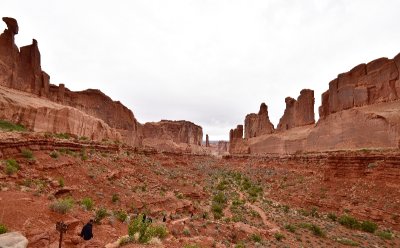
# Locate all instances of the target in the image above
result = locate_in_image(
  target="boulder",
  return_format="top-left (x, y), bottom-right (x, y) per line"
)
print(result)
top-left (0, 232), bottom-right (28, 248)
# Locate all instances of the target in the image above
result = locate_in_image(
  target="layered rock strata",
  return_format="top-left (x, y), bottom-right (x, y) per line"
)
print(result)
top-left (230, 53), bottom-right (400, 154)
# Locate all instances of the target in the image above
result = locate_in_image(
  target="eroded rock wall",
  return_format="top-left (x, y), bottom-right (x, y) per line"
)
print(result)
top-left (319, 55), bottom-right (400, 118)
top-left (143, 120), bottom-right (203, 146)
top-left (244, 103), bottom-right (274, 138)
top-left (277, 89), bottom-right (315, 131)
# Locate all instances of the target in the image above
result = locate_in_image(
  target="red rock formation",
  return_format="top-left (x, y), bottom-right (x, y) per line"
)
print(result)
top-left (206, 134), bottom-right (210, 147)
top-left (319, 54), bottom-right (400, 118)
top-left (0, 17), bottom-right (142, 146)
top-left (143, 120), bottom-right (203, 147)
top-left (277, 89), bottom-right (315, 131)
top-left (244, 103), bottom-right (274, 138)
top-left (229, 125), bottom-right (249, 154)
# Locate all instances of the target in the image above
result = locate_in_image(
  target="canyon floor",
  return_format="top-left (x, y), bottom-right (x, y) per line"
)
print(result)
top-left (0, 131), bottom-right (399, 248)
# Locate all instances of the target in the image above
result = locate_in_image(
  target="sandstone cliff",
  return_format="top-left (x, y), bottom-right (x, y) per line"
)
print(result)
top-left (244, 103), bottom-right (274, 138)
top-left (230, 53), bottom-right (400, 154)
top-left (277, 89), bottom-right (315, 131)
top-left (0, 17), bottom-right (142, 146)
top-left (142, 120), bottom-right (203, 152)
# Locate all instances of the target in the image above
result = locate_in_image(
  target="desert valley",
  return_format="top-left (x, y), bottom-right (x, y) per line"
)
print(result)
top-left (0, 16), bottom-right (400, 248)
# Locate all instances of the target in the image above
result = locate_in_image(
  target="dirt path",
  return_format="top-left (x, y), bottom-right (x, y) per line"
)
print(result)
top-left (170, 217), bottom-right (190, 225)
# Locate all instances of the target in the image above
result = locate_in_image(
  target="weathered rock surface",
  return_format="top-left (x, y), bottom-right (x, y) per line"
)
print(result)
top-left (0, 86), bottom-right (121, 142)
top-left (231, 53), bottom-right (400, 154)
top-left (319, 54), bottom-right (400, 118)
top-left (244, 103), bottom-right (274, 138)
top-left (142, 120), bottom-right (203, 152)
top-left (0, 232), bottom-right (28, 248)
top-left (229, 125), bottom-right (248, 154)
top-left (206, 134), bottom-right (210, 147)
top-left (277, 89), bottom-right (315, 131)
top-left (0, 17), bottom-right (142, 146)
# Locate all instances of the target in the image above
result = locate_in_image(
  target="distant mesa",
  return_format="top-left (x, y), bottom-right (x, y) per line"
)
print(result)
top-left (0, 17), bottom-right (207, 152)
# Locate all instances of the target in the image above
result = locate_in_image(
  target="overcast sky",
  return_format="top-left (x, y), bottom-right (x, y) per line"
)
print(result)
top-left (2, 0), bottom-right (400, 140)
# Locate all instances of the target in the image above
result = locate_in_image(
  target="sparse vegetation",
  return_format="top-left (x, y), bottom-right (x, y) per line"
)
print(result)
top-left (360, 220), bottom-right (378, 233)
top-left (50, 197), bottom-right (74, 214)
top-left (285, 224), bottom-right (296, 233)
top-left (335, 237), bottom-right (359, 246)
top-left (376, 230), bottom-right (393, 240)
top-left (53, 133), bottom-right (70, 139)
top-left (94, 207), bottom-right (109, 224)
top-left (327, 212), bottom-right (337, 221)
top-left (49, 150), bottom-right (59, 159)
top-left (0, 223), bottom-right (7, 234)
top-left (58, 177), bottom-right (65, 187)
top-left (81, 197), bottom-right (94, 210)
top-left (250, 233), bottom-right (262, 243)
top-left (0, 120), bottom-right (26, 131)
top-left (274, 232), bottom-right (285, 241)
top-left (114, 210), bottom-right (128, 222)
top-left (21, 149), bottom-right (34, 160)
top-left (338, 215), bottom-right (360, 229)
top-left (128, 214), bottom-right (168, 244)
top-left (4, 159), bottom-right (20, 175)
top-left (112, 193), bottom-right (120, 203)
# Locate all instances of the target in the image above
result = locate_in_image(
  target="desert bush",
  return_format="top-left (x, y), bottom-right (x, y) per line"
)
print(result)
top-left (112, 193), bottom-right (119, 203)
top-left (21, 149), bottom-right (34, 159)
top-left (183, 245), bottom-right (200, 248)
top-left (360, 220), bottom-right (378, 233)
top-left (58, 178), bottom-right (65, 187)
top-left (80, 148), bottom-right (88, 161)
top-left (4, 159), bottom-right (20, 175)
top-left (250, 234), bottom-right (262, 243)
top-left (0, 120), bottom-right (25, 131)
top-left (114, 210), bottom-right (128, 222)
top-left (310, 224), bottom-right (324, 237)
top-left (183, 228), bottom-right (191, 236)
top-left (0, 224), bottom-right (7, 234)
top-left (284, 224), bottom-right (296, 233)
top-left (234, 242), bottom-right (246, 248)
top-left (211, 202), bottom-right (224, 219)
top-left (376, 230), bottom-right (393, 240)
top-left (94, 207), bottom-right (109, 223)
top-left (335, 237), bottom-right (359, 246)
top-left (128, 214), bottom-right (168, 244)
top-left (53, 133), bottom-right (70, 139)
top-left (50, 197), bottom-right (74, 214)
top-left (327, 212), bottom-right (337, 221)
top-left (81, 197), bottom-right (94, 210)
top-left (338, 215), bottom-right (360, 229)
top-left (274, 233), bottom-right (284, 241)
top-left (213, 192), bottom-right (227, 205)
top-left (49, 151), bottom-right (59, 159)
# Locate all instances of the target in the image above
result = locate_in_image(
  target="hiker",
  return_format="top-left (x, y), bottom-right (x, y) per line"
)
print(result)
top-left (80, 219), bottom-right (94, 240)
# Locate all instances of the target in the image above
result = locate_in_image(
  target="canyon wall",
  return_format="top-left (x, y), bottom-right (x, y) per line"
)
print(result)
top-left (0, 17), bottom-right (205, 149)
top-left (244, 103), bottom-right (274, 138)
top-left (230, 53), bottom-right (400, 154)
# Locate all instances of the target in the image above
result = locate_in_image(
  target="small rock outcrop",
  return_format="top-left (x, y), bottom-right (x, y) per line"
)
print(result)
top-left (277, 89), bottom-right (315, 131)
top-left (205, 134), bottom-right (210, 147)
top-left (319, 55), bottom-right (400, 118)
top-left (244, 103), bottom-right (274, 138)
top-left (229, 125), bottom-right (248, 154)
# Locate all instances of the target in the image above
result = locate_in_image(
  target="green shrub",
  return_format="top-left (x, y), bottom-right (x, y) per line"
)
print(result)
top-left (338, 215), bottom-right (360, 229)
top-left (114, 210), bottom-right (128, 222)
top-left (335, 237), bottom-right (359, 246)
top-left (327, 213), bottom-right (337, 221)
top-left (21, 149), bottom-right (34, 159)
top-left (183, 245), bottom-right (200, 248)
top-left (58, 178), bottom-right (65, 187)
top-left (310, 224), bottom-right (325, 237)
top-left (4, 159), bottom-right (20, 175)
top-left (376, 230), bottom-right (393, 240)
top-left (94, 207), bottom-right (109, 223)
top-left (50, 197), bottom-right (74, 214)
top-left (284, 224), bottom-right (296, 233)
top-left (360, 220), bottom-right (378, 233)
top-left (112, 193), bottom-right (119, 203)
top-left (250, 234), bottom-right (262, 243)
top-left (50, 151), bottom-right (59, 159)
top-left (274, 233), bottom-right (285, 241)
top-left (234, 242), bottom-right (246, 248)
top-left (54, 133), bottom-right (70, 139)
top-left (0, 224), bottom-right (7, 234)
top-left (213, 192), bottom-right (227, 205)
top-left (211, 202), bottom-right (224, 219)
top-left (81, 197), bottom-right (94, 210)
top-left (183, 228), bottom-right (191, 236)
top-left (128, 214), bottom-right (168, 244)
top-left (0, 120), bottom-right (25, 131)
